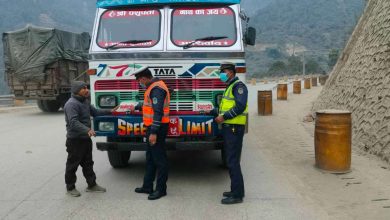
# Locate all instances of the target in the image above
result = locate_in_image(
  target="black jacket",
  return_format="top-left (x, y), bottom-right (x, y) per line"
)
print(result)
top-left (64, 95), bottom-right (111, 139)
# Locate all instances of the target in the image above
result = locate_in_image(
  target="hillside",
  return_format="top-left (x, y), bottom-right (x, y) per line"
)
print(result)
top-left (240, 0), bottom-right (272, 15)
top-left (247, 0), bottom-right (366, 77)
top-left (252, 0), bottom-right (365, 50)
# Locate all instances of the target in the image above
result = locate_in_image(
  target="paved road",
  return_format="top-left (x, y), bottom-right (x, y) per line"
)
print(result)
top-left (0, 83), bottom-right (329, 220)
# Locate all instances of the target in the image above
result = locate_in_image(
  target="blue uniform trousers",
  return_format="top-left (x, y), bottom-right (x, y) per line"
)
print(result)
top-left (222, 124), bottom-right (245, 198)
top-left (142, 124), bottom-right (169, 193)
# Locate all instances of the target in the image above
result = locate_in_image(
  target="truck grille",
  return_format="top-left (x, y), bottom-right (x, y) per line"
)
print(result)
top-left (95, 80), bottom-right (139, 90)
top-left (95, 79), bottom-right (225, 90)
top-left (96, 78), bottom-right (225, 112)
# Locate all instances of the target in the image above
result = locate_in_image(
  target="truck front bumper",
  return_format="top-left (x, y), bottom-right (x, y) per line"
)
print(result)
top-left (96, 140), bottom-right (223, 151)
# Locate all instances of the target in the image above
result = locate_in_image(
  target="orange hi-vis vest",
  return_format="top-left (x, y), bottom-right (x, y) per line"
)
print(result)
top-left (143, 80), bottom-right (170, 126)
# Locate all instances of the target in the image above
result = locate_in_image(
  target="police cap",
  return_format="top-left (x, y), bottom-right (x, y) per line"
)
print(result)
top-left (219, 62), bottom-right (236, 72)
top-left (133, 67), bottom-right (153, 79)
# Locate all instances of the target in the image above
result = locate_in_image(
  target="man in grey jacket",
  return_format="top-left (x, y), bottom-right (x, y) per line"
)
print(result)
top-left (64, 81), bottom-right (116, 197)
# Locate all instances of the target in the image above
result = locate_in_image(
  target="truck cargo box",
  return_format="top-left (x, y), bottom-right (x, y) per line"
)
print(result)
top-left (2, 25), bottom-right (90, 112)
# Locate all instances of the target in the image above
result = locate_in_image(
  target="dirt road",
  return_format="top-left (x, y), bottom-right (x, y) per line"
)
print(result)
top-left (248, 84), bottom-right (390, 220)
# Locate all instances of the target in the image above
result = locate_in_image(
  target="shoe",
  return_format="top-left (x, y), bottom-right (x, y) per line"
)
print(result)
top-left (223, 191), bottom-right (245, 198)
top-left (86, 184), bottom-right (106, 193)
top-left (67, 188), bottom-right (81, 197)
top-left (148, 190), bottom-right (167, 200)
top-left (223, 191), bottom-right (233, 197)
top-left (221, 197), bottom-right (243, 205)
top-left (135, 187), bottom-right (153, 194)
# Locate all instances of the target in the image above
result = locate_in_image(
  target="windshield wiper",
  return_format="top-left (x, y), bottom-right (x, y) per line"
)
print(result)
top-left (105, 40), bottom-right (152, 50)
top-left (182, 36), bottom-right (228, 49)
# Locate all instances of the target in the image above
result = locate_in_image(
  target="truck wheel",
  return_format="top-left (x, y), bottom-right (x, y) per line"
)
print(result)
top-left (221, 148), bottom-right (228, 168)
top-left (37, 100), bottom-right (49, 112)
top-left (43, 100), bottom-right (61, 112)
top-left (107, 151), bottom-right (131, 168)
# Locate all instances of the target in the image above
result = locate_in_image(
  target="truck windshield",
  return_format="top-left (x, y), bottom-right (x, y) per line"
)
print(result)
top-left (171, 7), bottom-right (236, 48)
top-left (97, 8), bottom-right (161, 48)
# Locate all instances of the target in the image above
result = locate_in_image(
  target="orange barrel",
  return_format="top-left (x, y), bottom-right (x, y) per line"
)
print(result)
top-left (319, 75), bottom-right (329, 85)
top-left (315, 110), bottom-right (352, 173)
top-left (293, 80), bottom-right (301, 94)
top-left (304, 78), bottom-right (311, 89)
top-left (257, 90), bottom-right (272, 115)
top-left (311, 77), bottom-right (318, 87)
top-left (277, 84), bottom-right (288, 100)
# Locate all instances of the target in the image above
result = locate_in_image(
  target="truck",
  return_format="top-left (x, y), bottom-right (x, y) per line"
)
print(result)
top-left (88, 0), bottom-right (256, 167)
top-left (2, 26), bottom-right (90, 112)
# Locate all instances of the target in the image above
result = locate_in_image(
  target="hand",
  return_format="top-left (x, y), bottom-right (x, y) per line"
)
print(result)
top-left (215, 115), bottom-right (225, 124)
top-left (149, 134), bottom-right (157, 146)
top-left (88, 129), bottom-right (96, 137)
top-left (129, 105), bottom-right (135, 112)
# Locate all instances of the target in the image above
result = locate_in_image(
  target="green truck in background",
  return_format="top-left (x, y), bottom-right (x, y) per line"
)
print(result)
top-left (2, 25), bottom-right (90, 112)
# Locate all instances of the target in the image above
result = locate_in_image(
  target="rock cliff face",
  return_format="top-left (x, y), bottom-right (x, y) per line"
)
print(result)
top-left (313, 0), bottom-right (390, 162)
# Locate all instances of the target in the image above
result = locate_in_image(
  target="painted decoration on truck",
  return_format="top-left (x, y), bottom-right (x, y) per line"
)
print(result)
top-left (95, 63), bottom-right (245, 78)
top-left (116, 116), bottom-right (215, 136)
top-left (97, 0), bottom-right (241, 8)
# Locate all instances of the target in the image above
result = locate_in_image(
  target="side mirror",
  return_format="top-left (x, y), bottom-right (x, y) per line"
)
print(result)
top-left (245, 27), bottom-right (256, 46)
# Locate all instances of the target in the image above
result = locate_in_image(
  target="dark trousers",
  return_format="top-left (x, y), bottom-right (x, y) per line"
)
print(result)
top-left (65, 138), bottom-right (96, 190)
top-left (222, 124), bottom-right (245, 198)
top-left (142, 124), bottom-right (169, 193)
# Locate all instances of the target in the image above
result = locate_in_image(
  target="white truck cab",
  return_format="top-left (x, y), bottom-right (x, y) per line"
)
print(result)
top-left (88, 0), bottom-right (256, 168)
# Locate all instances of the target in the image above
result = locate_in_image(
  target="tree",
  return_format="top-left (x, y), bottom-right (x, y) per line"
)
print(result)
top-left (328, 49), bottom-right (339, 68)
top-left (287, 56), bottom-right (302, 74)
top-left (265, 48), bottom-right (282, 59)
top-left (306, 59), bottom-right (323, 74)
top-left (267, 61), bottom-right (287, 76)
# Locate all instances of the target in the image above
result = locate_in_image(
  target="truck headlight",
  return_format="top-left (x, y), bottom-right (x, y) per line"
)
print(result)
top-left (99, 95), bottom-right (117, 108)
top-left (98, 122), bottom-right (115, 132)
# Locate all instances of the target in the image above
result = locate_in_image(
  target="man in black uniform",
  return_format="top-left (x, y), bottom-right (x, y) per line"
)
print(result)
top-left (64, 81), bottom-right (116, 197)
top-left (132, 68), bottom-right (170, 200)
top-left (207, 62), bottom-right (248, 204)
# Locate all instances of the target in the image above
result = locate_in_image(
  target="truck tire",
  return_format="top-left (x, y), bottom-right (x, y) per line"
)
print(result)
top-left (43, 100), bottom-right (61, 112)
top-left (37, 100), bottom-right (49, 112)
top-left (107, 151), bottom-right (131, 168)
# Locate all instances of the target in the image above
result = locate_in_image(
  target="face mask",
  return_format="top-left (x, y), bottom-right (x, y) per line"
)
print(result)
top-left (139, 83), bottom-right (146, 89)
top-left (219, 72), bottom-right (229, 83)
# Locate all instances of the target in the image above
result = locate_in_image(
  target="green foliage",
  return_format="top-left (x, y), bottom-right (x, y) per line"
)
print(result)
top-left (251, 0), bottom-right (364, 50)
top-left (267, 61), bottom-right (287, 76)
top-left (265, 55), bottom-right (323, 76)
top-left (246, 0), bottom-right (365, 78)
top-left (287, 56), bottom-right (303, 74)
top-left (266, 48), bottom-right (283, 59)
top-left (306, 58), bottom-right (323, 74)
